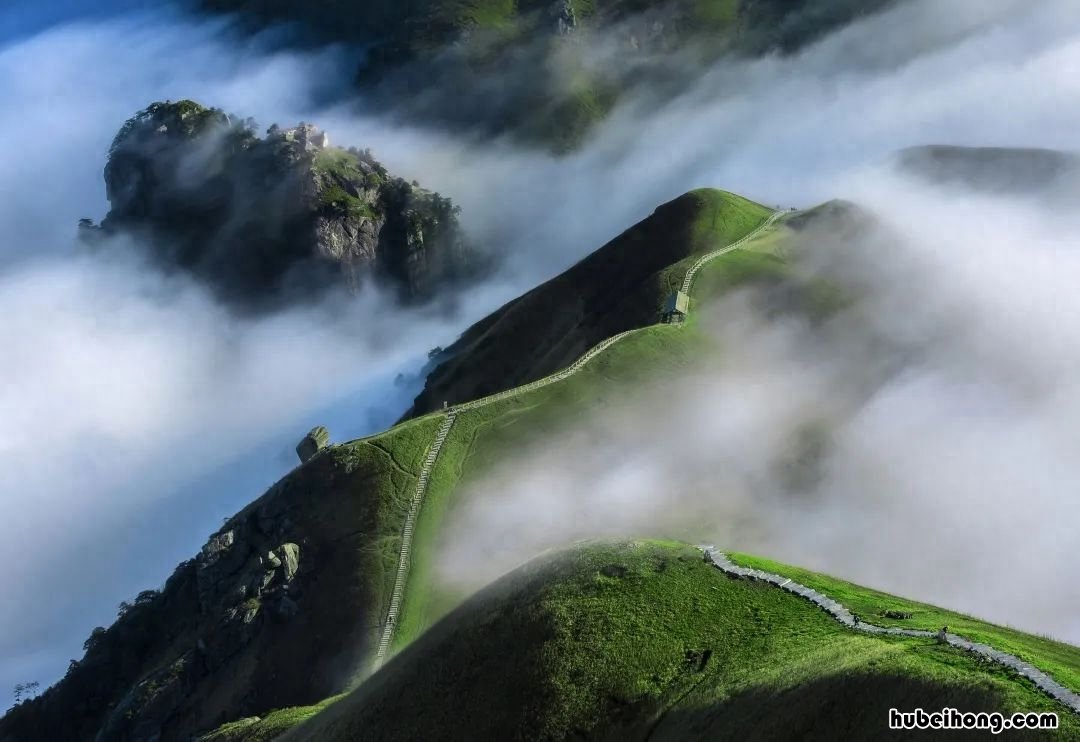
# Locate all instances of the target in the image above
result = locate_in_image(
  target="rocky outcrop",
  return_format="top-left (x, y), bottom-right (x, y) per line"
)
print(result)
top-left (83, 519), bottom-right (312, 740)
top-left (84, 100), bottom-right (479, 310)
top-left (0, 444), bottom-right (407, 742)
top-left (296, 426), bottom-right (330, 464)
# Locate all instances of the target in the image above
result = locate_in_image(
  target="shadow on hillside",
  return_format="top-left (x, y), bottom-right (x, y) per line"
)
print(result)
top-left (648, 671), bottom-right (1045, 741)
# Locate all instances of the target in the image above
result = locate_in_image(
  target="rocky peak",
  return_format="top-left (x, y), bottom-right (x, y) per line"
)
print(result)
top-left (269, 121), bottom-right (331, 153)
top-left (84, 99), bottom-right (481, 310)
top-left (296, 426), bottom-right (330, 463)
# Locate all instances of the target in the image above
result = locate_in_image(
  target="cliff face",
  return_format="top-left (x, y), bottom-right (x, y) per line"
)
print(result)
top-left (0, 435), bottom-right (431, 742)
top-left (85, 100), bottom-right (476, 308)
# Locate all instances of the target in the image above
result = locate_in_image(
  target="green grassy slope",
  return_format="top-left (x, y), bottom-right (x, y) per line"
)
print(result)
top-left (280, 541), bottom-right (1078, 741)
top-left (0, 417), bottom-right (446, 742)
top-left (405, 189), bottom-right (772, 418)
top-left (198, 696), bottom-right (342, 742)
top-left (729, 553), bottom-right (1080, 699)
top-left (198, 199), bottom-right (1080, 739)
top-left (394, 212), bottom-right (795, 650)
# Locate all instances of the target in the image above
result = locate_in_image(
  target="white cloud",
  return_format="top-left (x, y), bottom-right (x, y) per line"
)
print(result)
top-left (4, 0), bottom-right (1080, 704)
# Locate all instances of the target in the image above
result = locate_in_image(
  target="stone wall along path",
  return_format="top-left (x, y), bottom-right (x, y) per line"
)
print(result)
top-left (702, 547), bottom-right (1080, 715)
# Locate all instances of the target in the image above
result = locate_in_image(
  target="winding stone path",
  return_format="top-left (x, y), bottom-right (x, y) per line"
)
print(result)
top-left (680, 210), bottom-right (786, 295)
top-left (371, 212), bottom-right (785, 669)
top-left (702, 547), bottom-right (1080, 715)
top-left (372, 411), bottom-right (456, 669)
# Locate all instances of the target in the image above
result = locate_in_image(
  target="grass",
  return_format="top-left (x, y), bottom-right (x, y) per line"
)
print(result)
top-left (200, 695), bottom-right (344, 742)
top-left (393, 322), bottom-right (704, 650)
top-left (409, 188), bottom-right (772, 418)
top-left (654, 189), bottom-right (780, 301)
top-left (393, 215), bottom-right (855, 653)
top-left (393, 194), bottom-right (781, 651)
top-left (180, 191), bottom-right (778, 734)
top-left (312, 148), bottom-right (380, 219)
top-left (728, 552), bottom-right (1080, 698)
top-left (340, 415), bottom-right (445, 626)
top-left (689, 0), bottom-right (739, 29)
top-left (465, 0), bottom-right (517, 28)
top-left (280, 541), bottom-right (1080, 741)
top-left (313, 148), bottom-right (363, 179)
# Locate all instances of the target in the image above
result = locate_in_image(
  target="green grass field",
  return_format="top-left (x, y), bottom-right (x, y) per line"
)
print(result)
top-left (728, 552), bottom-right (1080, 698)
top-left (199, 696), bottom-right (344, 742)
top-left (278, 541), bottom-right (1079, 741)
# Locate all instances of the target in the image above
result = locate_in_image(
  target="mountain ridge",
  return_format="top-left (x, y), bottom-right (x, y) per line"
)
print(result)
top-left (194, 0), bottom-right (899, 150)
top-left (402, 188), bottom-right (772, 419)
top-left (0, 186), bottom-right (773, 741)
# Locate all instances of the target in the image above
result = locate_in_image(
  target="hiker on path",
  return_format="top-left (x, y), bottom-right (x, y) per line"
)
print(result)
top-left (937, 626), bottom-right (949, 644)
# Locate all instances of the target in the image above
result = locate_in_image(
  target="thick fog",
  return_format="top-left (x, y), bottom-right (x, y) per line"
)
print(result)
top-left (2, 0), bottom-right (1079, 707)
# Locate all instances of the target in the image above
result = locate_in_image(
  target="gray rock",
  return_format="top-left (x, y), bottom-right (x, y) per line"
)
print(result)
top-left (551, 0), bottom-right (576, 35)
top-left (275, 543), bottom-right (301, 582)
top-left (296, 426), bottom-right (330, 464)
top-left (200, 531), bottom-right (235, 565)
top-left (97, 101), bottom-right (477, 312)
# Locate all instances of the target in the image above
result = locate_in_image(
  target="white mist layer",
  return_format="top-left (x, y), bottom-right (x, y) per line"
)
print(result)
top-left (3, 0), bottom-right (1080, 702)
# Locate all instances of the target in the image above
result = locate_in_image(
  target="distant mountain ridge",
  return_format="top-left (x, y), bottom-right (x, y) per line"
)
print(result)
top-left (896, 144), bottom-right (1080, 193)
top-left (196, 0), bottom-right (899, 150)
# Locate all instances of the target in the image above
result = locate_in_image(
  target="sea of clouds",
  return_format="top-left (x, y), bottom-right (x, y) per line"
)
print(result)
top-left (2, 0), bottom-right (1079, 703)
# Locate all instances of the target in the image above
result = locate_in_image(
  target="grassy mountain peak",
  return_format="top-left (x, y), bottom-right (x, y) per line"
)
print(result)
top-left (404, 187), bottom-right (772, 418)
